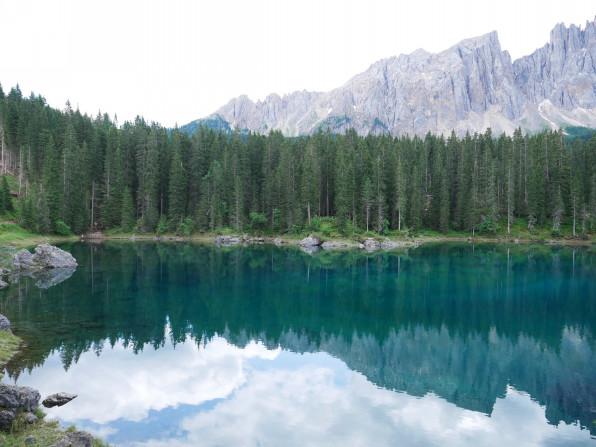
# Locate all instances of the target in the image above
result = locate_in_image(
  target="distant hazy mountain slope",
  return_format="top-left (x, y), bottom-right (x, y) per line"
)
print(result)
top-left (184, 18), bottom-right (596, 137)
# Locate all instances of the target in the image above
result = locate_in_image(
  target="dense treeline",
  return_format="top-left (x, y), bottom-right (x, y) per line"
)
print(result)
top-left (0, 83), bottom-right (595, 236)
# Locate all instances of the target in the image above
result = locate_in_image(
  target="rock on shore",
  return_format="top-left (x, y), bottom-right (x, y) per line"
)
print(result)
top-left (0, 384), bottom-right (40, 430)
top-left (14, 244), bottom-right (78, 270)
top-left (0, 244), bottom-right (78, 289)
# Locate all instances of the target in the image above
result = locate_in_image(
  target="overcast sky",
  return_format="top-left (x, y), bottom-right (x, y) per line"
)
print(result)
top-left (1, 0), bottom-right (594, 128)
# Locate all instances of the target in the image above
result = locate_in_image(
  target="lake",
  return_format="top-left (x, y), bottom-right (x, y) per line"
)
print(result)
top-left (0, 242), bottom-right (595, 446)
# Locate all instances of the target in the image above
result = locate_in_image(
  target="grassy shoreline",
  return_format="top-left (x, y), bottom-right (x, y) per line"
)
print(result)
top-left (0, 222), bottom-right (594, 250)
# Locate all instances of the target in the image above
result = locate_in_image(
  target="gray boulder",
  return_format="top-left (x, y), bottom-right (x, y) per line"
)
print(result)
top-left (0, 409), bottom-right (16, 430)
top-left (31, 244), bottom-right (77, 269)
top-left (0, 384), bottom-right (40, 430)
top-left (299, 235), bottom-right (321, 247)
top-left (24, 435), bottom-right (35, 444)
top-left (42, 392), bottom-right (78, 408)
top-left (23, 412), bottom-right (38, 424)
top-left (13, 249), bottom-right (36, 270)
top-left (362, 239), bottom-right (381, 251)
top-left (50, 431), bottom-right (93, 447)
top-left (13, 245), bottom-right (77, 271)
top-left (0, 314), bottom-right (10, 332)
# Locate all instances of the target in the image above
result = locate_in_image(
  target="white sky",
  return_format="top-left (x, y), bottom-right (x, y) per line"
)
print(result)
top-left (1, 0), bottom-right (594, 128)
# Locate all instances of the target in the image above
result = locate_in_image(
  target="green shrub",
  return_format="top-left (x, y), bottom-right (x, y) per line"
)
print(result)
top-left (156, 216), bottom-right (168, 234)
top-left (54, 220), bottom-right (72, 235)
top-left (249, 212), bottom-right (267, 232)
top-left (178, 217), bottom-right (195, 236)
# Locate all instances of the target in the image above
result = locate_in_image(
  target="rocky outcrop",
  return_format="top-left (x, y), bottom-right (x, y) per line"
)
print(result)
top-left (362, 238), bottom-right (381, 251)
top-left (12, 244), bottom-right (77, 270)
top-left (0, 315), bottom-right (11, 332)
top-left (0, 244), bottom-right (78, 289)
top-left (188, 17), bottom-right (596, 137)
top-left (0, 384), bottom-right (40, 430)
top-left (50, 431), bottom-right (93, 447)
top-left (299, 235), bottom-right (322, 247)
top-left (42, 392), bottom-right (78, 408)
top-left (513, 20), bottom-right (596, 110)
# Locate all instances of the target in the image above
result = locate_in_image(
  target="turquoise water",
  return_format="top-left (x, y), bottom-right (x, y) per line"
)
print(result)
top-left (0, 242), bottom-right (594, 446)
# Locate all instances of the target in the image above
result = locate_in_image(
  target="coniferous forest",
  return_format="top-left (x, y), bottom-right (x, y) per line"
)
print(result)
top-left (1, 83), bottom-right (595, 238)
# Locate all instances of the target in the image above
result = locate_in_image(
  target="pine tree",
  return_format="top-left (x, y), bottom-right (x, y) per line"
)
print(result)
top-left (36, 186), bottom-right (51, 234)
top-left (168, 147), bottom-right (188, 225)
top-left (439, 166), bottom-right (449, 234)
top-left (140, 131), bottom-right (160, 231)
top-left (120, 187), bottom-right (136, 232)
top-left (300, 142), bottom-right (319, 228)
top-left (1, 176), bottom-right (12, 213)
top-left (42, 135), bottom-right (63, 231)
top-left (394, 148), bottom-right (406, 231)
top-left (362, 177), bottom-right (373, 232)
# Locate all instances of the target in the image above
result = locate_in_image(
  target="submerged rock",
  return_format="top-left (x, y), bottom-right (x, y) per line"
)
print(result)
top-left (42, 392), bottom-right (78, 408)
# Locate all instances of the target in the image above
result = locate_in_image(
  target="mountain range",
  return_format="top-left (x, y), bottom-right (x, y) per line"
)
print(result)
top-left (182, 17), bottom-right (596, 137)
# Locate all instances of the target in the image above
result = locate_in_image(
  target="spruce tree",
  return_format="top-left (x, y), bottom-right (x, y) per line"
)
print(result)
top-left (168, 147), bottom-right (188, 226)
top-left (1, 176), bottom-right (12, 213)
top-left (362, 178), bottom-right (373, 232)
top-left (120, 187), bottom-right (136, 232)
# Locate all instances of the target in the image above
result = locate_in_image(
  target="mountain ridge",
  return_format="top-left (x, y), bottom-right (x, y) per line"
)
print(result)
top-left (182, 18), bottom-right (596, 137)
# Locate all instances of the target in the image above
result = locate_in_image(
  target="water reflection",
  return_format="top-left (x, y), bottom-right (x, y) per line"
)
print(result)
top-left (0, 242), bottom-right (594, 445)
top-left (11, 329), bottom-right (594, 447)
top-left (9, 266), bottom-right (77, 289)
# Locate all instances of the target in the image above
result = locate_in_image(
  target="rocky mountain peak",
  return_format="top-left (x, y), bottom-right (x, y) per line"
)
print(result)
top-left (185, 18), bottom-right (596, 137)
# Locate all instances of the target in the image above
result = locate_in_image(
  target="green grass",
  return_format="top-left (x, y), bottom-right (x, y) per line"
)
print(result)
top-left (0, 330), bottom-right (21, 379)
top-left (0, 330), bottom-right (21, 364)
top-left (0, 223), bottom-right (77, 247)
top-left (0, 417), bottom-right (111, 447)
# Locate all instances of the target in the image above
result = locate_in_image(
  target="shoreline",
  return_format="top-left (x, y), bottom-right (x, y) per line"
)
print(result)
top-left (88, 232), bottom-right (595, 249)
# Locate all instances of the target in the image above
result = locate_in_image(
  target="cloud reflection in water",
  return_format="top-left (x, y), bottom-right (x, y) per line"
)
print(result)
top-left (11, 333), bottom-right (593, 447)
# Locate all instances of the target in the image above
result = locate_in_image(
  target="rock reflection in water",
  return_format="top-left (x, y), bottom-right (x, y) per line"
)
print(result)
top-left (9, 267), bottom-right (77, 289)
